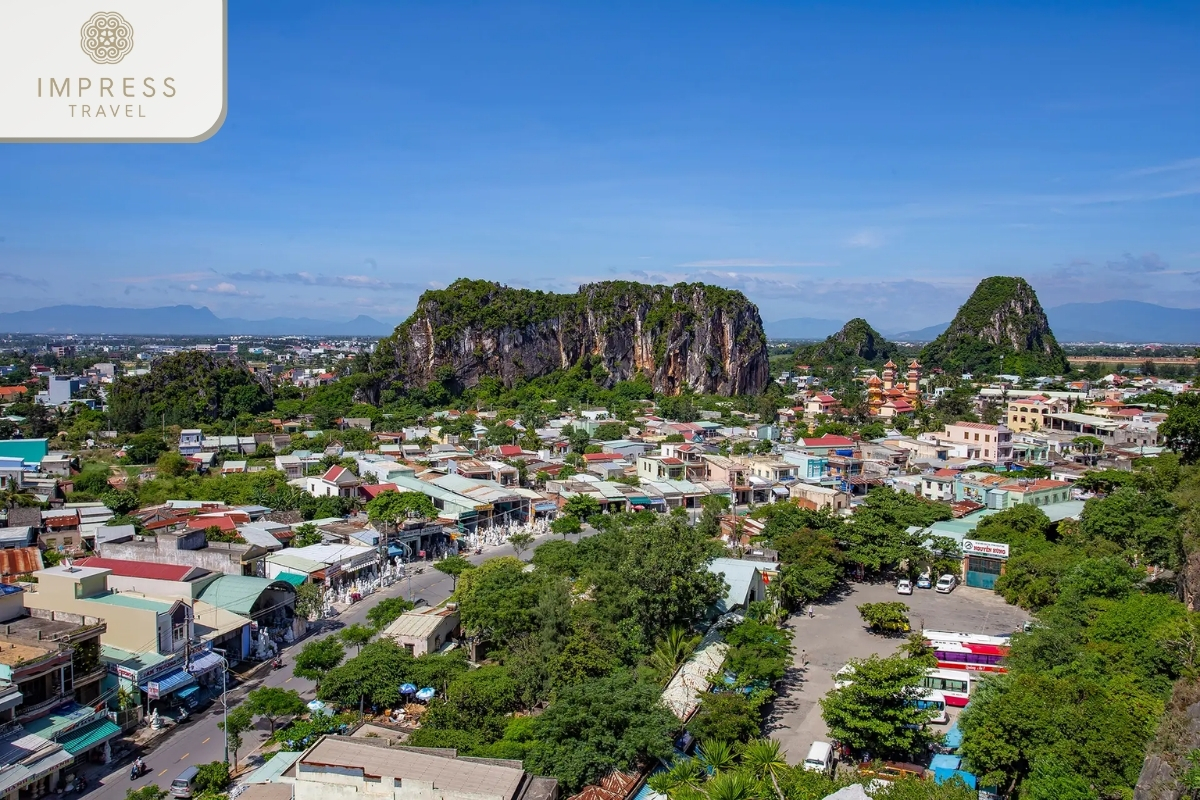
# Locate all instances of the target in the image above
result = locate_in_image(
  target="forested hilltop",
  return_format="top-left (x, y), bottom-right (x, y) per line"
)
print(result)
top-left (366, 279), bottom-right (770, 397)
top-left (921, 276), bottom-right (1069, 375)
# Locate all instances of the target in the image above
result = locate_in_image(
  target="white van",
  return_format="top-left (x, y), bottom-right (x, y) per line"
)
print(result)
top-left (803, 741), bottom-right (834, 775)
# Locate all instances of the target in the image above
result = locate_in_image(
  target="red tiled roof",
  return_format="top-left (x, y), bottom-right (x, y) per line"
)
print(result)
top-left (75, 556), bottom-right (205, 582)
top-left (932, 468), bottom-right (959, 478)
top-left (813, 394), bottom-right (838, 403)
top-left (802, 435), bottom-right (855, 447)
top-left (0, 547), bottom-right (42, 578)
top-left (497, 445), bottom-right (523, 456)
top-left (660, 457), bottom-right (685, 466)
top-left (184, 515), bottom-right (237, 532)
top-left (359, 483), bottom-right (399, 499)
top-left (0, 386), bottom-right (28, 397)
top-left (582, 453), bottom-right (623, 462)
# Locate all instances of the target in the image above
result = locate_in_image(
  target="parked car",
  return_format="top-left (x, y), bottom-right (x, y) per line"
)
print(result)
top-left (916, 571), bottom-right (932, 589)
top-left (896, 579), bottom-right (913, 595)
top-left (803, 741), bottom-right (834, 775)
top-left (935, 574), bottom-right (957, 593)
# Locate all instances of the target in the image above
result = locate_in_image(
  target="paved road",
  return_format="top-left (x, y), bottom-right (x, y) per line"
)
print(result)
top-left (765, 580), bottom-right (1029, 766)
top-left (80, 528), bottom-right (589, 800)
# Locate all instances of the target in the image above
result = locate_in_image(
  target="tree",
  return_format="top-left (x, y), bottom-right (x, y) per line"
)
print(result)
top-left (550, 514), bottom-right (582, 538)
top-left (367, 489), bottom-right (438, 531)
top-left (508, 531), bottom-right (534, 559)
top-left (292, 523), bottom-right (323, 548)
top-left (687, 692), bottom-right (762, 744)
top-left (339, 623), bottom-right (375, 654)
top-left (156, 451), bottom-right (191, 478)
top-left (293, 637), bottom-right (345, 685)
top-left (563, 494), bottom-right (602, 522)
top-left (124, 432), bottom-right (168, 464)
top-left (1161, 392), bottom-right (1200, 464)
top-left (125, 787), bottom-right (167, 800)
top-left (820, 654), bottom-right (935, 758)
top-left (193, 762), bottom-right (231, 795)
top-left (857, 602), bottom-right (911, 634)
top-left (293, 582), bottom-right (323, 621)
top-left (100, 489), bottom-right (140, 515)
top-left (366, 597), bottom-right (414, 630)
top-left (436, 554), bottom-right (476, 591)
top-left (218, 705), bottom-right (254, 766)
top-left (593, 421), bottom-right (629, 441)
top-left (723, 619), bottom-right (793, 683)
top-left (527, 672), bottom-right (677, 792)
top-left (563, 425), bottom-right (592, 454)
top-left (245, 686), bottom-right (307, 735)
top-left (318, 639), bottom-right (415, 709)
top-left (648, 625), bottom-right (701, 683)
top-left (1, 483), bottom-right (39, 510)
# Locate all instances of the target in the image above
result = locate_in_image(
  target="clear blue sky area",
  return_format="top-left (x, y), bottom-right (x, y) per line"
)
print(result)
top-left (1, 1), bottom-right (1197, 329)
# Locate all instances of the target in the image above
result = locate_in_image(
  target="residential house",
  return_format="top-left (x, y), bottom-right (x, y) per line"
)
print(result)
top-left (179, 429), bottom-right (204, 456)
top-left (637, 454), bottom-right (686, 482)
top-left (1006, 395), bottom-right (1068, 433)
top-left (380, 606), bottom-right (460, 657)
top-left (937, 422), bottom-right (1014, 464)
top-left (304, 465), bottom-right (360, 498)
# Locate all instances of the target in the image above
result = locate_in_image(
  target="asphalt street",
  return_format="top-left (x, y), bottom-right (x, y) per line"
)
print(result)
top-left (79, 527), bottom-right (590, 800)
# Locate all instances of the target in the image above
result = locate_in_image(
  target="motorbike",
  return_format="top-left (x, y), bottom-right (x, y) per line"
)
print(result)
top-left (130, 760), bottom-right (148, 780)
top-left (271, 657), bottom-right (284, 670)
top-left (474, 547), bottom-right (482, 555)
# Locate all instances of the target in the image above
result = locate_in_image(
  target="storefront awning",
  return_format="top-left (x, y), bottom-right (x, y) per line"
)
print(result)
top-left (533, 502), bottom-right (558, 512)
top-left (177, 685), bottom-right (201, 700)
top-left (772, 486), bottom-right (790, 496)
top-left (274, 572), bottom-right (307, 587)
top-left (187, 651), bottom-right (224, 675)
top-left (58, 718), bottom-right (121, 756)
top-left (141, 668), bottom-right (196, 699)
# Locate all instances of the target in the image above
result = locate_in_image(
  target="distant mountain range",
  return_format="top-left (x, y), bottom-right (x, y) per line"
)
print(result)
top-left (763, 317), bottom-right (846, 340)
top-left (770, 301), bottom-right (1200, 344)
top-left (0, 305), bottom-right (393, 336)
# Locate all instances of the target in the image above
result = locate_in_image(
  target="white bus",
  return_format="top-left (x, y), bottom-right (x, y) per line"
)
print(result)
top-left (920, 668), bottom-right (973, 707)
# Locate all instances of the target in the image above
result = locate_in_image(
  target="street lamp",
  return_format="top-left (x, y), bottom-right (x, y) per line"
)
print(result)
top-left (211, 647), bottom-right (231, 765)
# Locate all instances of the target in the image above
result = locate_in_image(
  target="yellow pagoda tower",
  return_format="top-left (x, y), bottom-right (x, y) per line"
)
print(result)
top-left (905, 359), bottom-right (922, 404)
top-left (867, 374), bottom-right (884, 415)
top-left (882, 360), bottom-right (897, 391)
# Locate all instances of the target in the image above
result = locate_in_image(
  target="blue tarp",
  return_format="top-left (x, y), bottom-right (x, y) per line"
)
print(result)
top-left (943, 720), bottom-right (963, 749)
top-left (141, 668), bottom-right (196, 698)
top-left (930, 754), bottom-right (977, 789)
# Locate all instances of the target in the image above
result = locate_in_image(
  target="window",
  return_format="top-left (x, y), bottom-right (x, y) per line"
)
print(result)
top-left (985, 434), bottom-right (990, 442)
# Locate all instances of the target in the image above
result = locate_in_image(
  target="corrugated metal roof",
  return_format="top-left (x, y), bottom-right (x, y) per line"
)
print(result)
top-left (0, 547), bottom-right (43, 578)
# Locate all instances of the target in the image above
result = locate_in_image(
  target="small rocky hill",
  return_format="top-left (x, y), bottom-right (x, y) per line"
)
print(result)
top-left (367, 279), bottom-right (769, 396)
top-left (800, 318), bottom-right (901, 365)
top-left (920, 276), bottom-right (1069, 375)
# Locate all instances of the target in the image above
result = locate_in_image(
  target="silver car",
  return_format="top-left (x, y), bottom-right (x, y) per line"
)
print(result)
top-left (935, 574), bottom-right (957, 593)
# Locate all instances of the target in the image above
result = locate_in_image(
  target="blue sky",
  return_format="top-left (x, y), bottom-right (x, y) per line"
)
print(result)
top-left (2, 1), bottom-right (1198, 330)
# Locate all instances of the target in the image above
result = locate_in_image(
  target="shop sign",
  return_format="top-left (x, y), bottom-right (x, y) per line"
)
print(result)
top-left (962, 539), bottom-right (1010, 558)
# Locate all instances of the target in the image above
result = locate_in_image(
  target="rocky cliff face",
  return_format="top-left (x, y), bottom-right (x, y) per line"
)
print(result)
top-left (920, 276), bottom-right (1069, 375)
top-left (368, 279), bottom-right (769, 396)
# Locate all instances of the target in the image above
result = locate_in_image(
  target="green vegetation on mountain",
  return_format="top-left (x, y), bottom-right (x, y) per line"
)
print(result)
top-left (107, 351), bottom-right (272, 432)
top-left (798, 318), bottom-right (902, 367)
top-left (368, 278), bottom-right (769, 397)
top-left (920, 277), bottom-right (1069, 376)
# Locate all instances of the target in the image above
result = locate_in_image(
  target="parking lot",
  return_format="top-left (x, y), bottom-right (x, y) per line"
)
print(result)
top-left (765, 579), bottom-right (1030, 765)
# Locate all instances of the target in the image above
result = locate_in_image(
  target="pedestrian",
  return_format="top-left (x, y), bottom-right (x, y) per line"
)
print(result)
top-left (808, 604), bottom-right (815, 619)
top-left (801, 649), bottom-right (808, 667)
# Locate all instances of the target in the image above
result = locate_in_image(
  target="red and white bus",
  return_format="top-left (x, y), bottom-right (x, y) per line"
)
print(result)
top-left (924, 631), bottom-right (1010, 673)
top-left (920, 668), bottom-right (974, 707)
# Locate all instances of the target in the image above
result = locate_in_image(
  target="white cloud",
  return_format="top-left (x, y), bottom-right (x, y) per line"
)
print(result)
top-left (676, 259), bottom-right (835, 268)
top-left (846, 229), bottom-right (885, 248)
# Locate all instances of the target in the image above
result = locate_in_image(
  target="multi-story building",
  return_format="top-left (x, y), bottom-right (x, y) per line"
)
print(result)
top-left (938, 422), bottom-right (1013, 464)
top-left (1006, 394), bottom-right (1068, 433)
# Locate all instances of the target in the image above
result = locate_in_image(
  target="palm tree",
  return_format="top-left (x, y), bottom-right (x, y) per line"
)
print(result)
top-left (649, 626), bottom-right (700, 683)
top-left (1, 483), bottom-right (38, 510)
top-left (738, 740), bottom-right (787, 800)
top-left (696, 741), bottom-right (738, 775)
top-left (647, 759), bottom-right (705, 797)
top-left (701, 773), bottom-right (757, 800)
